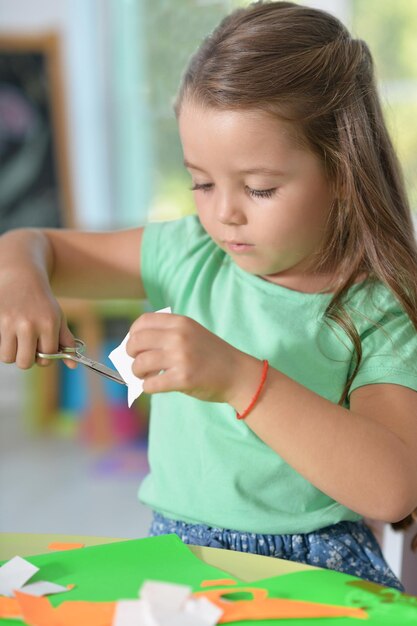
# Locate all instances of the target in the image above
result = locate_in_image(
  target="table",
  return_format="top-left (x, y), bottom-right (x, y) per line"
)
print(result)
top-left (0, 532), bottom-right (313, 583)
top-left (2, 533), bottom-right (414, 626)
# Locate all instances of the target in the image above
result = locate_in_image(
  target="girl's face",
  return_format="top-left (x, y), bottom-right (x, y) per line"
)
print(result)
top-left (178, 101), bottom-right (335, 291)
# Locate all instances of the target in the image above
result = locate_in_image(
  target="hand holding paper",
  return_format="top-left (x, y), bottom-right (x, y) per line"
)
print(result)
top-left (121, 309), bottom-right (251, 405)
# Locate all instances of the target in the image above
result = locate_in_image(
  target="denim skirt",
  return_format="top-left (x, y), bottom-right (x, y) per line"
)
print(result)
top-left (149, 512), bottom-right (403, 591)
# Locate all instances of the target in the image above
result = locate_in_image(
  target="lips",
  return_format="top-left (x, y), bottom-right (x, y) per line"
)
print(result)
top-left (224, 241), bottom-right (254, 253)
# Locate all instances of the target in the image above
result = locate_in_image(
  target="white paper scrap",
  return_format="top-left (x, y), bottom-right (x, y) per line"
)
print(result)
top-left (185, 596), bottom-right (223, 624)
top-left (140, 580), bottom-right (191, 614)
top-left (0, 556), bottom-right (39, 598)
top-left (158, 614), bottom-right (213, 626)
top-left (19, 580), bottom-right (70, 597)
top-left (142, 602), bottom-right (164, 626)
top-left (112, 599), bottom-right (155, 626)
top-left (109, 307), bottom-right (171, 407)
top-left (137, 581), bottom-right (223, 626)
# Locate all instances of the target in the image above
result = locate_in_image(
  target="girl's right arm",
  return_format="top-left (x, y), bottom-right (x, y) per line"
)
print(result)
top-left (0, 227), bottom-right (145, 369)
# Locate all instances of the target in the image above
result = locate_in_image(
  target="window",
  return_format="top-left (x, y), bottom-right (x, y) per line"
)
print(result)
top-left (106, 0), bottom-right (417, 225)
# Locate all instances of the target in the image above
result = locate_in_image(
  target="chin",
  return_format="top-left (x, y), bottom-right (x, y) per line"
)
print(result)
top-left (234, 258), bottom-right (276, 276)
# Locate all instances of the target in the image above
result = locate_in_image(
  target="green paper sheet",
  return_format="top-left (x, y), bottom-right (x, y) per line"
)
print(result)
top-left (0, 534), bottom-right (236, 625)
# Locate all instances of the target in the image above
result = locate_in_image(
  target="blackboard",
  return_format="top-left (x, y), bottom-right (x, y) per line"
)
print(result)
top-left (0, 33), bottom-right (75, 234)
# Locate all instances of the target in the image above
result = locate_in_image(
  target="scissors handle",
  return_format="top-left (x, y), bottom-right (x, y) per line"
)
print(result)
top-left (36, 339), bottom-right (86, 360)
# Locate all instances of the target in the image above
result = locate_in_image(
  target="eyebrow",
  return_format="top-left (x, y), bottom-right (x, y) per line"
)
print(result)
top-left (183, 159), bottom-right (286, 176)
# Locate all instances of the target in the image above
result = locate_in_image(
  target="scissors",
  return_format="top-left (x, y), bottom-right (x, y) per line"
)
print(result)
top-left (36, 338), bottom-right (126, 385)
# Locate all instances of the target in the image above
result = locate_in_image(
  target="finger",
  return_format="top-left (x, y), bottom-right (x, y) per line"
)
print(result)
top-left (126, 328), bottom-right (169, 358)
top-left (35, 320), bottom-right (61, 368)
top-left (131, 349), bottom-right (169, 380)
top-left (130, 312), bottom-right (184, 333)
top-left (142, 370), bottom-right (172, 395)
top-left (59, 320), bottom-right (77, 369)
top-left (0, 332), bottom-right (17, 364)
top-left (15, 327), bottom-right (38, 370)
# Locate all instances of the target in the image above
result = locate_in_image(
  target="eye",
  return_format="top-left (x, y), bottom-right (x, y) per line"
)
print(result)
top-left (190, 183), bottom-right (213, 193)
top-left (247, 186), bottom-right (276, 199)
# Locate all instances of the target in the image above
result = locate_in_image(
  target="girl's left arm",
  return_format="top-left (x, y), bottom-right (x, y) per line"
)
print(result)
top-left (230, 353), bottom-right (417, 523)
top-left (127, 312), bottom-right (417, 523)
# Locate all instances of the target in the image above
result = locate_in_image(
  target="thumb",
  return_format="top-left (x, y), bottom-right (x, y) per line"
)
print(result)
top-left (59, 319), bottom-right (78, 369)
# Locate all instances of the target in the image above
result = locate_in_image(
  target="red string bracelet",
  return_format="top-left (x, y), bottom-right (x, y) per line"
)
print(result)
top-left (236, 359), bottom-right (269, 420)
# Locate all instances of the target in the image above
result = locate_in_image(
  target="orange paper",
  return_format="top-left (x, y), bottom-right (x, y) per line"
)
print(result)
top-left (201, 579), bottom-right (238, 587)
top-left (55, 600), bottom-right (115, 625)
top-left (194, 586), bottom-right (369, 621)
top-left (14, 591), bottom-right (116, 626)
top-left (15, 591), bottom-right (57, 626)
top-left (48, 542), bottom-right (85, 551)
top-left (0, 596), bottom-right (21, 619)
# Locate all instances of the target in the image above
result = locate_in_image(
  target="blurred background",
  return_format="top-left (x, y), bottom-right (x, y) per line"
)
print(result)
top-left (0, 0), bottom-right (416, 591)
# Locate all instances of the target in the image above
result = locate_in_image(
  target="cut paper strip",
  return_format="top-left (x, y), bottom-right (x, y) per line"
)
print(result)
top-left (194, 586), bottom-right (368, 622)
top-left (139, 581), bottom-right (222, 626)
top-left (19, 580), bottom-right (71, 597)
top-left (14, 590), bottom-right (116, 626)
top-left (200, 579), bottom-right (237, 588)
top-left (0, 555), bottom-right (39, 597)
top-left (48, 542), bottom-right (85, 551)
top-left (109, 307), bottom-right (171, 407)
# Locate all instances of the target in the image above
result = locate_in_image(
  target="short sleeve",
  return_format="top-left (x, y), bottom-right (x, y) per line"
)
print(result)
top-left (349, 304), bottom-right (417, 395)
top-left (140, 219), bottom-right (165, 309)
top-left (140, 214), bottom-right (214, 311)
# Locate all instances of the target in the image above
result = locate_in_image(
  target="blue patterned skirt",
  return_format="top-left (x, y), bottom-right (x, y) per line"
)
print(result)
top-left (149, 512), bottom-right (403, 591)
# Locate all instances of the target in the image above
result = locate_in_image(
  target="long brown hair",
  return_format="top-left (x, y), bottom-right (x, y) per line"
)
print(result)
top-left (174, 2), bottom-right (417, 536)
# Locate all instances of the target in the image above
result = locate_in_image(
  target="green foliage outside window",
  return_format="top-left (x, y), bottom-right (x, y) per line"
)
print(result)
top-left (143, 1), bottom-right (231, 220)
top-left (352, 0), bottom-right (417, 211)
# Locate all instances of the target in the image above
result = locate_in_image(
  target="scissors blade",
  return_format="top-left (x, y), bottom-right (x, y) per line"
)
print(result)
top-left (75, 354), bottom-right (126, 385)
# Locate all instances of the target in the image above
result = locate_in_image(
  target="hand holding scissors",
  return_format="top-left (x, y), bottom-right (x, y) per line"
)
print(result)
top-left (36, 339), bottom-right (125, 385)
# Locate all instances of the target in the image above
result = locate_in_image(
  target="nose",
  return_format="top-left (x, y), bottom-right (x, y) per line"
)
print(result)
top-left (216, 192), bottom-right (247, 226)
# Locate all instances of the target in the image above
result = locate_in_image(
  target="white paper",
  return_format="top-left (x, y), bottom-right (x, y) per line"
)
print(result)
top-left (0, 557), bottom-right (73, 599)
top-left (0, 556), bottom-right (39, 597)
top-left (137, 580), bottom-right (223, 626)
top-left (112, 600), bottom-right (155, 626)
top-left (185, 596), bottom-right (223, 624)
top-left (140, 580), bottom-right (191, 613)
top-left (19, 580), bottom-right (70, 597)
top-left (108, 307), bottom-right (171, 407)
top-left (158, 614), bottom-right (212, 626)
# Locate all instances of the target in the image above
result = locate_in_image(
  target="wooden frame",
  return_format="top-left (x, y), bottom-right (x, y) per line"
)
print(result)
top-left (0, 32), bottom-right (76, 230)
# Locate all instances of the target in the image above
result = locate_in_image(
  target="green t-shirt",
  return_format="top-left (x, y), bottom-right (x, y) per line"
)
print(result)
top-left (139, 215), bottom-right (417, 534)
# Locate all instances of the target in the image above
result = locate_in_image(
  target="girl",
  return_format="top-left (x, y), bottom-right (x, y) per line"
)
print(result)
top-left (1, 1), bottom-right (417, 591)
